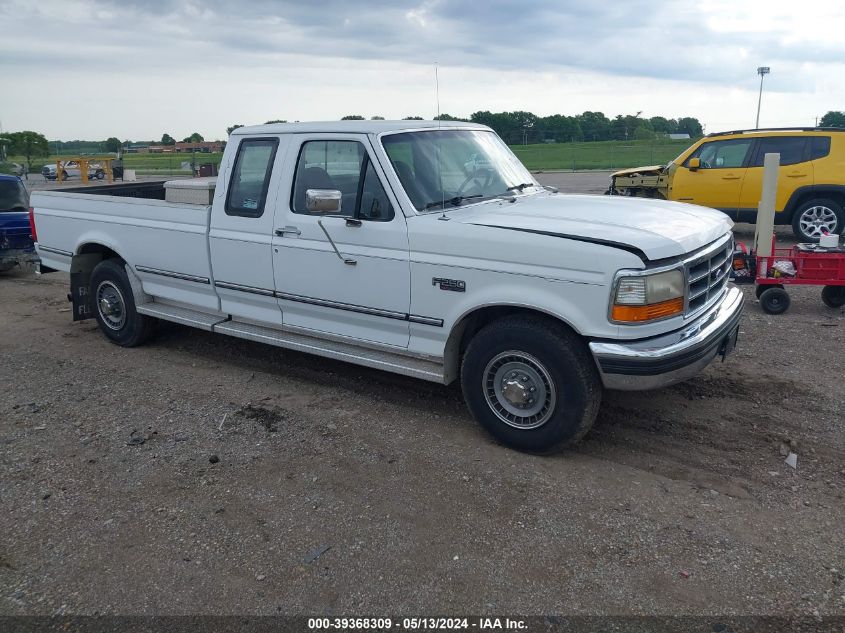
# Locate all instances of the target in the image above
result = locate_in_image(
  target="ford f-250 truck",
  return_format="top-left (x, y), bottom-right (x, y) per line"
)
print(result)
top-left (30, 121), bottom-right (744, 452)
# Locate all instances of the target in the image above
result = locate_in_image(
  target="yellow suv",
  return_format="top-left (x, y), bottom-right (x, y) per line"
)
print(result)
top-left (608, 128), bottom-right (845, 242)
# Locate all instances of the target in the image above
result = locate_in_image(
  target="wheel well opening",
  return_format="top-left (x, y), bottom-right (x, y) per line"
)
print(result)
top-left (77, 243), bottom-right (121, 262)
top-left (788, 190), bottom-right (845, 221)
top-left (444, 306), bottom-right (577, 383)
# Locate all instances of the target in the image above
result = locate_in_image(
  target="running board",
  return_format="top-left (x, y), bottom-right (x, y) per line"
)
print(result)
top-left (137, 303), bottom-right (228, 331)
top-left (214, 320), bottom-right (445, 383)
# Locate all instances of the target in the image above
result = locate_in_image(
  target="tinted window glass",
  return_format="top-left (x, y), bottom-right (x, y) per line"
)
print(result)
top-left (291, 140), bottom-right (394, 221)
top-left (0, 179), bottom-right (29, 212)
top-left (687, 139), bottom-right (752, 169)
top-left (750, 137), bottom-right (807, 167)
top-left (225, 138), bottom-right (278, 218)
top-left (810, 136), bottom-right (831, 160)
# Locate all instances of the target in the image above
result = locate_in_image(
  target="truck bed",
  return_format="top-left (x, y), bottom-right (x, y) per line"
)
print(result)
top-left (32, 187), bottom-right (217, 310)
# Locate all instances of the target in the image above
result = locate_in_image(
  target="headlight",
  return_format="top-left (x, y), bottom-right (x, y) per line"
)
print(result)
top-left (612, 269), bottom-right (684, 323)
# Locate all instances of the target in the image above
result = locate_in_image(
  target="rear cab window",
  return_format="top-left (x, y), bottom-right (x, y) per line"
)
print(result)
top-left (225, 138), bottom-right (279, 218)
top-left (0, 179), bottom-right (29, 212)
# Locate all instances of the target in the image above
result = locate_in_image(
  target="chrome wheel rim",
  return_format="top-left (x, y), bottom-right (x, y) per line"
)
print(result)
top-left (483, 351), bottom-right (556, 430)
top-left (96, 280), bottom-right (126, 330)
top-left (799, 205), bottom-right (838, 239)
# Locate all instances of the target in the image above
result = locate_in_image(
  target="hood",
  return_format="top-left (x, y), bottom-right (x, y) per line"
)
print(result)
top-left (452, 192), bottom-right (732, 261)
top-left (611, 164), bottom-right (665, 178)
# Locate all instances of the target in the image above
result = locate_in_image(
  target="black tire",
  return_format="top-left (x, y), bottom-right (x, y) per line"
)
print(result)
top-left (460, 315), bottom-right (602, 453)
top-left (791, 198), bottom-right (844, 242)
top-left (759, 287), bottom-right (791, 315)
top-left (95, 170), bottom-right (104, 180)
top-left (821, 285), bottom-right (845, 308)
top-left (89, 259), bottom-right (155, 346)
top-left (755, 283), bottom-right (782, 299)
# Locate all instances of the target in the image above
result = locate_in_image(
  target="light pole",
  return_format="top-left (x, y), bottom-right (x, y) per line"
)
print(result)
top-left (522, 121), bottom-right (534, 146)
top-left (755, 66), bottom-right (770, 129)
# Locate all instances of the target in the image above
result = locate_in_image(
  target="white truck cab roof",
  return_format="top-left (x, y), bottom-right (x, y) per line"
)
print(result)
top-left (232, 120), bottom-right (490, 136)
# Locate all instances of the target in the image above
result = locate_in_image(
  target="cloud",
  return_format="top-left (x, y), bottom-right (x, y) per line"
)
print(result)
top-left (5, 0), bottom-right (843, 79)
top-left (0, 0), bottom-right (842, 138)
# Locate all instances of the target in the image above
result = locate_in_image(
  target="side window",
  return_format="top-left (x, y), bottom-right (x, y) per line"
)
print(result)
top-left (810, 136), bottom-right (831, 160)
top-left (291, 140), bottom-right (394, 221)
top-left (225, 138), bottom-right (279, 218)
top-left (686, 139), bottom-right (752, 169)
top-left (750, 137), bottom-right (807, 167)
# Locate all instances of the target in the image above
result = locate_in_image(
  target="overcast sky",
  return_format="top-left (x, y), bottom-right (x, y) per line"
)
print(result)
top-left (1, 0), bottom-right (843, 141)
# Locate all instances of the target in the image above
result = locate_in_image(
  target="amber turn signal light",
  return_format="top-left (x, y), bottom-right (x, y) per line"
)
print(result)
top-left (611, 297), bottom-right (684, 323)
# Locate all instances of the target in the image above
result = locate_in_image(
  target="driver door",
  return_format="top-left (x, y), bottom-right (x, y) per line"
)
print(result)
top-left (271, 135), bottom-right (411, 348)
top-left (669, 138), bottom-right (753, 212)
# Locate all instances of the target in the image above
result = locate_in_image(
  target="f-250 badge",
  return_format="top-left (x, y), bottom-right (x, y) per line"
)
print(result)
top-left (432, 277), bottom-right (466, 292)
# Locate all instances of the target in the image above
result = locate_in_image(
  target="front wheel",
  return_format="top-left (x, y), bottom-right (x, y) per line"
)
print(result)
top-left (461, 316), bottom-right (602, 453)
top-left (90, 259), bottom-right (155, 346)
top-left (821, 285), bottom-right (845, 308)
top-left (792, 199), bottom-right (843, 242)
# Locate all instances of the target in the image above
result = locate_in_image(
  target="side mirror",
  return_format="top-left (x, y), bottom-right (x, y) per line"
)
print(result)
top-left (305, 189), bottom-right (342, 214)
top-left (688, 157), bottom-right (701, 171)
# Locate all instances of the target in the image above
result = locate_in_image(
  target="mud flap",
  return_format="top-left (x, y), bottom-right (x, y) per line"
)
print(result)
top-left (69, 254), bottom-right (101, 321)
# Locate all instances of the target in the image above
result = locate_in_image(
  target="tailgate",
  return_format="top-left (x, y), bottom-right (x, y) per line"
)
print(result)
top-left (0, 213), bottom-right (34, 251)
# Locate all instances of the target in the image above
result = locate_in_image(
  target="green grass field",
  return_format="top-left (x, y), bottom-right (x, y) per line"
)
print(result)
top-left (510, 138), bottom-right (694, 171)
top-left (4, 138), bottom-right (697, 177)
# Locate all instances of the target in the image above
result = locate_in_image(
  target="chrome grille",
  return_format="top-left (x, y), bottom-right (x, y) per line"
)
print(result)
top-left (685, 238), bottom-right (733, 315)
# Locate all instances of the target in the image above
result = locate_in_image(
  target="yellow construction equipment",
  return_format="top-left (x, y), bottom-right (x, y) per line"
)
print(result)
top-left (55, 156), bottom-right (117, 184)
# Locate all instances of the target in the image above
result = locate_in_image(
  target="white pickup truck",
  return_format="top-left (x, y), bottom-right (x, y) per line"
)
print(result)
top-left (31, 121), bottom-right (744, 452)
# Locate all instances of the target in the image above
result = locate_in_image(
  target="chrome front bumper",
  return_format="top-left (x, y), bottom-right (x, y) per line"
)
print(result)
top-left (589, 286), bottom-right (745, 391)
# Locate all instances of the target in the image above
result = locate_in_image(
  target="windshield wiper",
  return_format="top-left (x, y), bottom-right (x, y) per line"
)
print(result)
top-left (505, 182), bottom-right (534, 193)
top-left (423, 194), bottom-right (483, 210)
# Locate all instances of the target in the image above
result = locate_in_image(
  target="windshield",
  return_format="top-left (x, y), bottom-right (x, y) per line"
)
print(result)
top-left (381, 129), bottom-right (537, 211)
top-left (0, 180), bottom-right (29, 212)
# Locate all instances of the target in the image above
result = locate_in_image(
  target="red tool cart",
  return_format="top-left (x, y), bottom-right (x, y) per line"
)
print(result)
top-left (733, 238), bottom-right (845, 314)
top-left (729, 150), bottom-right (845, 314)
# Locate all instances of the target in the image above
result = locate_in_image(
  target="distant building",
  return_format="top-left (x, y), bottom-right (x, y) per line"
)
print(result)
top-left (124, 141), bottom-right (224, 154)
top-left (174, 141), bottom-right (224, 153)
top-left (668, 133), bottom-right (691, 140)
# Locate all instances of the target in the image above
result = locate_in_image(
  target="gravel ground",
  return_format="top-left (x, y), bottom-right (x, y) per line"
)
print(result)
top-left (1, 175), bottom-right (843, 618)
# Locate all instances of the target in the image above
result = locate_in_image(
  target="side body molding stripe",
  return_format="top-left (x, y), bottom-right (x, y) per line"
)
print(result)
top-left (216, 280), bottom-right (444, 327)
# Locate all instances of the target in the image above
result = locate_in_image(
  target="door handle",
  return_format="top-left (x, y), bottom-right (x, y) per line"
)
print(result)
top-left (275, 226), bottom-right (301, 237)
top-left (721, 174), bottom-right (741, 180)
top-left (786, 172), bottom-right (807, 178)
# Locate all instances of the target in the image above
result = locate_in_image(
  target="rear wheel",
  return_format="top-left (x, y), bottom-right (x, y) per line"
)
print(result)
top-left (90, 259), bottom-right (155, 346)
top-left (461, 316), bottom-right (602, 453)
top-left (755, 284), bottom-right (782, 300)
top-left (821, 285), bottom-right (845, 308)
top-left (792, 199), bottom-right (843, 242)
top-left (759, 287), bottom-right (791, 315)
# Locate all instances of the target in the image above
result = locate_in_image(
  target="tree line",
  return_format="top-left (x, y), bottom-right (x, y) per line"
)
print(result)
top-left (3, 111), bottom-right (845, 170)
top-left (334, 112), bottom-right (705, 144)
